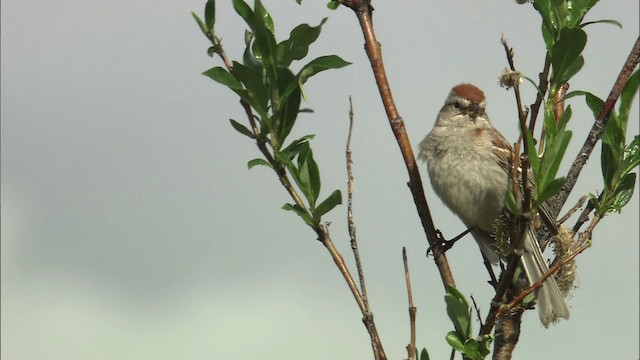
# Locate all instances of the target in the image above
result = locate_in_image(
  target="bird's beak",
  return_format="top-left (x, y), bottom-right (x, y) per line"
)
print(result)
top-left (467, 103), bottom-right (481, 119)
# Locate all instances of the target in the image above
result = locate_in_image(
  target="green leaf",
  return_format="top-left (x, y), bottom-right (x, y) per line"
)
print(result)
top-left (282, 203), bottom-right (314, 227)
top-left (254, 0), bottom-right (275, 34)
top-left (505, 191), bottom-right (520, 216)
top-left (203, 67), bottom-right (243, 89)
top-left (247, 158), bottom-right (272, 169)
top-left (297, 142), bottom-right (321, 208)
top-left (584, 92), bottom-right (605, 119)
top-left (545, 130), bottom-right (572, 184)
top-left (538, 177), bottom-right (565, 204)
top-left (419, 348), bottom-right (430, 360)
top-left (445, 286), bottom-right (471, 338)
top-left (298, 55), bottom-right (351, 87)
top-left (314, 190), bottom-right (342, 221)
top-left (192, 12), bottom-right (209, 36)
top-left (274, 68), bottom-right (301, 146)
top-left (618, 70), bottom-right (639, 129)
top-left (232, 61), bottom-right (269, 112)
top-left (277, 19), bottom-right (327, 67)
top-left (232, 0), bottom-right (253, 24)
top-left (478, 335), bottom-right (494, 357)
top-left (233, 0), bottom-right (276, 72)
top-left (463, 338), bottom-right (480, 359)
top-left (204, 0), bottom-right (216, 31)
top-left (286, 55), bottom-right (351, 101)
top-left (551, 28), bottom-right (587, 86)
top-left (622, 136), bottom-right (640, 176)
top-left (327, 0), bottom-right (340, 10)
top-left (565, 0), bottom-right (599, 28)
top-left (445, 331), bottom-right (465, 352)
top-left (229, 119), bottom-right (256, 139)
top-left (610, 173), bottom-right (636, 212)
top-left (601, 140), bottom-right (618, 188)
top-left (581, 19), bottom-right (623, 29)
top-left (558, 55), bottom-right (584, 84)
top-left (282, 135), bottom-right (316, 156)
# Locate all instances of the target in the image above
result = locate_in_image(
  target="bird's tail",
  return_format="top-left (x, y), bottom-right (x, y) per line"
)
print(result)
top-left (521, 228), bottom-right (570, 327)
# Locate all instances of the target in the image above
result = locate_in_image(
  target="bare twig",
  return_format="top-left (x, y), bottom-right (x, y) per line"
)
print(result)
top-left (529, 54), bottom-right (552, 134)
top-left (558, 195), bottom-right (588, 225)
top-left (342, 1), bottom-right (456, 288)
top-left (576, 214), bottom-right (600, 248)
top-left (470, 295), bottom-right (485, 329)
top-left (403, 247), bottom-right (417, 360)
top-left (571, 192), bottom-right (601, 236)
top-left (344, 98), bottom-right (386, 358)
top-left (427, 228), bottom-right (472, 256)
top-left (346, 96), bottom-right (369, 307)
top-left (481, 252), bottom-right (499, 290)
top-left (549, 36), bottom-right (640, 217)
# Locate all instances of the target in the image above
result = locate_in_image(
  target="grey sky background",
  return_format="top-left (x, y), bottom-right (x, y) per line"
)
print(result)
top-left (1, 1), bottom-right (638, 359)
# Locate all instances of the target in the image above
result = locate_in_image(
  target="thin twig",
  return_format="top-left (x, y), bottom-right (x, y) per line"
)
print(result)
top-left (571, 192), bottom-right (600, 235)
top-left (470, 295), bottom-right (484, 329)
top-left (558, 195), bottom-right (588, 225)
top-left (549, 36), bottom-right (640, 217)
top-left (342, 1), bottom-right (456, 288)
top-left (576, 214), bottom-right (600, 248)
top-left (529, 54), bottom-right (552, 134)
top-left (403, 248), bottom-right (417, 360)
top-left (346, 96), bottom-right (369, 307)
top-left (481, 253), bottom-right (499, 290)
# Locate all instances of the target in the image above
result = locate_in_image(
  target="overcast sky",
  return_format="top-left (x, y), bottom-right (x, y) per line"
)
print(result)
top-left (2, 1), bottom-right (638, 359)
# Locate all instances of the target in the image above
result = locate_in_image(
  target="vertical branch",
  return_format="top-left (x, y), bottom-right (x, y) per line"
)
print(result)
top-left (344, 97), bottom-right (387, 360)
top-left (343, 0), bottom-right (456, 289)
top-left (346, 96), bottom-right (369, 307)
top-left (403, 248), bottom-right (417, 360)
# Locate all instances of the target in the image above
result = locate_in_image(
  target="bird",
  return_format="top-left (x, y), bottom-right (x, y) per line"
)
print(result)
top-left (418, 83), bottom-right (570, 327)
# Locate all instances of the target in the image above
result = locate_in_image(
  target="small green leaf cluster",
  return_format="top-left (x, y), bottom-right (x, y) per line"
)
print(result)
top-left (580, 71), bottom-right (639, 216)
top-left (194, 0), bottom-right (350, 229)
top-left (444, 286), bottom-right (493, 360)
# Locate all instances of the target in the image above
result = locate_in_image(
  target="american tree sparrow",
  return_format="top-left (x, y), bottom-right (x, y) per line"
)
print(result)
top-left (418, 83), bottom-right (569, 327)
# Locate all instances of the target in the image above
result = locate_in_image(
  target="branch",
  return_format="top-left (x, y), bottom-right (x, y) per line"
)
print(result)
top-left (403, 248), bottom-right (417, 360)
top-left (346, 96), bottom-right (369, 307)
top-left (343, 0), bottom-right (456, 289)
top-left (529, 54), bottom-right (552, 134)
top-left (558, 195), bottom-right (588, 225)
top-left (345, 97), bottom-right (387, 359)
top-left (319, 226), bottom-right (388, 360)
top-left (206, 33), bottom-right (388, 360)
top-left (549, 36), bottom-right (640, 217)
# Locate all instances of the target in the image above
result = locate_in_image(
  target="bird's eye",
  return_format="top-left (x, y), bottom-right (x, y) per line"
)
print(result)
top-left (453, 102), bottom-right (461, 109)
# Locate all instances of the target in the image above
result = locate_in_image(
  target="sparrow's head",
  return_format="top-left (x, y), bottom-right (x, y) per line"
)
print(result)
top-left (436, 83), bottom-right (490, 128)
